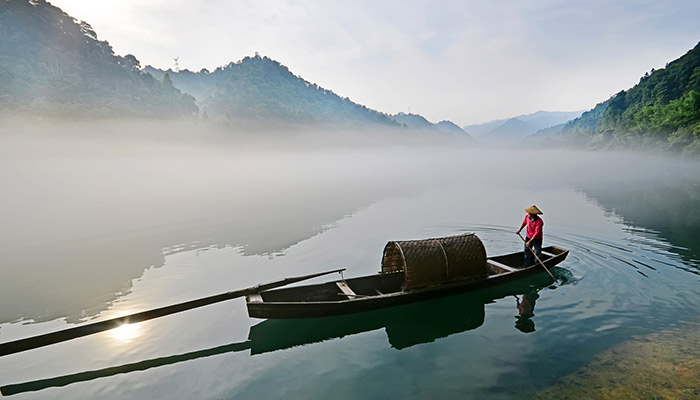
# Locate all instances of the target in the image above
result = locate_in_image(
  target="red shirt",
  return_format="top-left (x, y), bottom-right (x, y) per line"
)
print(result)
top-left (522, 215), bottom-right (543, 239)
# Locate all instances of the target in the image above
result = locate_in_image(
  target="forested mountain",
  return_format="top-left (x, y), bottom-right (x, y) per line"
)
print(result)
top-left (0, 0), bottom-right (197, 118)
top-left (561, 41), bottom-right (700, 155)
top-left (388, 112), bottom-right (471, 138)
top-left (146, 57), bottom-right (399, 127)
top-left (0, 0), bottom-right (402, 128)
top-left (390, 112), bottom-right (435, 130)
top-left (435, 120), bottom-right (469, 136)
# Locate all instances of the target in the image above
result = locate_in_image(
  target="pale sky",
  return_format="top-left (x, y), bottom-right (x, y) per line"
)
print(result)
top-left (49, 0), bottom-right (700, 126)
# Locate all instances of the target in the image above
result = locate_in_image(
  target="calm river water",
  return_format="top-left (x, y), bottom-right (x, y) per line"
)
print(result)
top-left (1, 123), bottom-right (699, 399)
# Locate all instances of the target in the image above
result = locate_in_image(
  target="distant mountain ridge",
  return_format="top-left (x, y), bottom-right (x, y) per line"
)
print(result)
top-left (386, 112), bottom-right (473, 140)
top-left (483, 118), bottom-right (536, 143)
top-left (390, 112), bottom-right (435, 130)
top-left (435, 120), bottom-right (469, 136)
top-left (463, 110), bottom-right (584, 146)
top-left (464, 110), bottom-right (584, 138)
top-left (146, 66), bottom-right (471, 135)
top-left (145, 59), bottom-right (400, 127)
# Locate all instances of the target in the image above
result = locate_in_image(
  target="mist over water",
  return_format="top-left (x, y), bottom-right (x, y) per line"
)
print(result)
top-left (1, 119), bottom-right (700, 399)
top-left (0, 118), bottom-right (478, 324)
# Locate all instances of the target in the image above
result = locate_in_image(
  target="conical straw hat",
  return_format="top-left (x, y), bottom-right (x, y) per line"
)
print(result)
top-left (524, 205), bottom-right (543, 215)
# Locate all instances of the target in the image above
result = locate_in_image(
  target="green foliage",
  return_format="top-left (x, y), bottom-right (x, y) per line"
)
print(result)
top-left (562, 41), bottom-right (700, 155)
top-left (0, 1), bottom-right (400, 127)
top-left (562, 101), bottom-right (608, 134)
top-left (156, 55), bottom-right (399, 127)
top-left (0, 0), bottom-right (197, 118)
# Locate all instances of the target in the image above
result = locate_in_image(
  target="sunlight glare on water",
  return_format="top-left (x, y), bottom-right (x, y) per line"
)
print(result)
top-left (108, 323), bottom-right (142, 344)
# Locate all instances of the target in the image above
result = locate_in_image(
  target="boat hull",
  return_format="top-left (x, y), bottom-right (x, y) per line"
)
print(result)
top-left (247, 245), bottom-right (568, 319)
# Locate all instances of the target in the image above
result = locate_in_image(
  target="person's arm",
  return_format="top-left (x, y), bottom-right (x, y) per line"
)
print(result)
top-left (516, 216), bottom-right (527, 234)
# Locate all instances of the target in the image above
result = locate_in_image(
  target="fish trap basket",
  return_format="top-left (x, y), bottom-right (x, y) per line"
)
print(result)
top-left (381, 233), bottom-right (487, 290)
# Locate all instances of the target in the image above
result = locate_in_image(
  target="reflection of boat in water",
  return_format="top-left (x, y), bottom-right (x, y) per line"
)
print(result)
top-left (247, 233), bottom-right (569, 319)
top-left (249, 270), bottom-right (560, 352)
top-left (249, 289), bottom-right (486, 353)
top-left (0, 269), bottom-right (567, 396)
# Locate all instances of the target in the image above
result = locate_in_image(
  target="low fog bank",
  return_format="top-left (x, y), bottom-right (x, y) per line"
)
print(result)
top-left (0, 117), bottom-right (475, 157)
top-left (0, 118), bottom-right (474, 324)
top-left (1, 118), bottom-right (698, 325)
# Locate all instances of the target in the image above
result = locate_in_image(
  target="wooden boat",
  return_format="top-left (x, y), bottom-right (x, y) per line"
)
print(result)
top-left (247, 233), bottom-right (569, 319)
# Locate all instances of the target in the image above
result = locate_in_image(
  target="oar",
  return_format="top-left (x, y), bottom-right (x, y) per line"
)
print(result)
top-left (0, 268), bottom-right (345, 358)
top-left (517, 233), bottom-right (557, 281)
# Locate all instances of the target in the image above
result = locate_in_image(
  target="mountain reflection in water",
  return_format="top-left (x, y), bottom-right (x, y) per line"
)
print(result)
top-left (0, 268), bottom-right (571, 396)
top-left (577, 175), bottom-right (700, 273)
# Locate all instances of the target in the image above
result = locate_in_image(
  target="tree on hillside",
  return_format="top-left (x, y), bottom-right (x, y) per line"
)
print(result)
top-left (561, 41), bottom-right (700, 155)
top-left (0, 0), bottom-right (198, 118)
top-left (160, 54), bottom-right (400, 127)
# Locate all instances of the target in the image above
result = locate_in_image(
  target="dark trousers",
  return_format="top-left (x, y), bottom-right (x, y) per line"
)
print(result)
top-left (524, 237), bottom-right (543, 266)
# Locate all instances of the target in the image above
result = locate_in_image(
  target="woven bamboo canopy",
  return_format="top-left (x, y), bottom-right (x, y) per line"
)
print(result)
top-left (381, 233), bottom-right (488, 290)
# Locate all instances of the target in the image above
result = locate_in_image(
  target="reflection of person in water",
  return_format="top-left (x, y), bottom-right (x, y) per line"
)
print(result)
top-left (514, 290), bottom-right (540, 333)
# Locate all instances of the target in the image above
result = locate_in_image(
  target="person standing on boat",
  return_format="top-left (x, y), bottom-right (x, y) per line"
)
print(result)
top-left (516, 205), bottom-right (544, 266)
